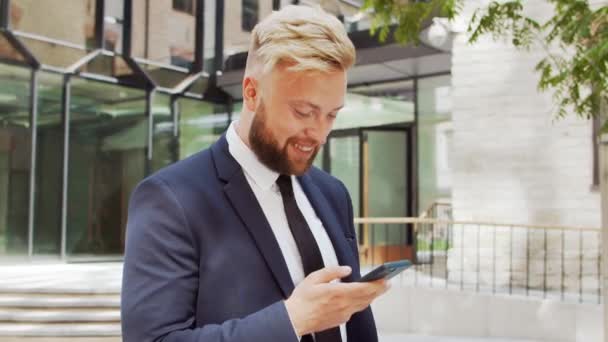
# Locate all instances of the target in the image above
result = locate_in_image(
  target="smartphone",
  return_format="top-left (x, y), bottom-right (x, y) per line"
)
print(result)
top-left (358, 259), bottom-right (412, 282)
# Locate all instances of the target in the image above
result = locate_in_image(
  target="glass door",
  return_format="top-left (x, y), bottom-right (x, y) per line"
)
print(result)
top-left (360, 128), bottom-right (414, 265)
top-left (324, 126), bottom-right (415, 266)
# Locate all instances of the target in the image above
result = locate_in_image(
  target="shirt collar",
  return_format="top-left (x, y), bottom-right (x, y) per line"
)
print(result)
top-left (226, 120), bottom-right (280, 191)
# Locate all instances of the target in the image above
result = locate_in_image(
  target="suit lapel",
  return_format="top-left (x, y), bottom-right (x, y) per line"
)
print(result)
top-left (211, 136), bottom-right (295, 299)
top-left (297, 174), bottom-right (358, 282)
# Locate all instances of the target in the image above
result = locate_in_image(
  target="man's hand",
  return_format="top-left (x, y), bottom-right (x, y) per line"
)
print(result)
top-left (284, 266), bottom-right (390, 336)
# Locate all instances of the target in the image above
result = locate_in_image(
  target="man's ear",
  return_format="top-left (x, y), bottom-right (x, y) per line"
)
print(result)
top-left (243, 76), bottom-right (258, 112)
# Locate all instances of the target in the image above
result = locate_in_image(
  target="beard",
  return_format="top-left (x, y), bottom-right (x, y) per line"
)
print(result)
top-left (249, 101), bottom-right (320, 176)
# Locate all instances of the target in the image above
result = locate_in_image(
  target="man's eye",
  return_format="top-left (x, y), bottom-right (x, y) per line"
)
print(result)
top-left (295, 110), bottom-right (312, 117)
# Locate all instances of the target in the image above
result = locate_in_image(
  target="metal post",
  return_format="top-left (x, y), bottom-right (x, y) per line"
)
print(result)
top-left (144, 0), bottom-right (149, 58)
top-left (493, 226), bottom-right (496, 294)
top-left (123, 0), bottom-right (133, 57)
top-left (414, 221), bottom-right (418, 287)
top-left (509, 226), bottom-right (513, 295)
top-left (146, 89), bottom-right (154, 176)
top-left (430, 222), bottom-right (434, 286)
top-left (384, 223), bottom-right (388, 264)
top-left (476, 225), bottom-right (480, 292)
top-left (59, 75), bottom-right (72, 260)
top-left (27, 69), bottom-right (39, 258)
top-left (445, 223), bottom-right (449, 289)
top-left (526, 228), bottom-right (530, 296)
top-left (0, 0), bottom-right (9, 29)
top-left (171, 96), bottom-right (180, 162)
top-left (580, 229), bottom-right (584, 303)
top-left (412, 77), bottom-right (419, 219)
top-left (193, 0), bottom-right (205, 72)
top-left (599, 231), bottom-right (602, 304)
top-left (371, 223), bottom-right (375, 266)
top-left (214, 0), bottom-right (225, 74)
top-left (561, 229), bottom-right (565, 301)
top-left (94, 0), bottom-right (105, 49)
top-left (460, 225), bottom-right (464, 290)
top-left (544, 229), bottom-right (548, 299)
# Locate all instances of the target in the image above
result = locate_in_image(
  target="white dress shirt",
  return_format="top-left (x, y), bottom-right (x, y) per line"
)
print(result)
top-left (226, 121), bottom-right (347, 341)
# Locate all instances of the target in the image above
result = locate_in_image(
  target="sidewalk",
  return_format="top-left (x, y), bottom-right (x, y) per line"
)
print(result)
top-left (380, 335), bottom-right (543, 342)
top-left (0, 335), bottom-right (541, 341)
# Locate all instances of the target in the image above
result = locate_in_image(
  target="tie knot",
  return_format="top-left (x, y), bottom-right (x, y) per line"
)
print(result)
top-left (276, 175), bottom-right (293, 197)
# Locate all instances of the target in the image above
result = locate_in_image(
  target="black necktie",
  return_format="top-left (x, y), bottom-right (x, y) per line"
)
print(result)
top-left (276, 175), bottom-right (343, 342)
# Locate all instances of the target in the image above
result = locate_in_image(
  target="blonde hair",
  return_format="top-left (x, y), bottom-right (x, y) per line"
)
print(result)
top-left (245, 5), bottom-right (356, 75)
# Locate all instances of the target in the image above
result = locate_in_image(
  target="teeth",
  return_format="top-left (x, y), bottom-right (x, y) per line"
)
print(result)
top-left (294, 143), bottom-right (313, 152)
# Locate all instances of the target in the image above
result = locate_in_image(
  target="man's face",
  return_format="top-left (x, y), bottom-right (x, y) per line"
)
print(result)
top-left (246, 65), bottom-right (346, 176)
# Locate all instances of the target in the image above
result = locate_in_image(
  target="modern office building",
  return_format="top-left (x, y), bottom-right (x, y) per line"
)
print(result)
top-left (10, 0), bottom-right (576, 263)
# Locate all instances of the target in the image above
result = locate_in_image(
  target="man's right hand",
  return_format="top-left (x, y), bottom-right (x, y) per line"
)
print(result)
top-left (284, 266), bottom-right (390, 336)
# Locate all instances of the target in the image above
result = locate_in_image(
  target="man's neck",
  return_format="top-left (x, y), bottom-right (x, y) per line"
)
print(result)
top-left (235, 116), bottom-right (252, 149)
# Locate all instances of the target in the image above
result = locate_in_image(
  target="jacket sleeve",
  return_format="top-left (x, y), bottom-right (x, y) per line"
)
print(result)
top-left (121, 177), bottom-right (298, 342)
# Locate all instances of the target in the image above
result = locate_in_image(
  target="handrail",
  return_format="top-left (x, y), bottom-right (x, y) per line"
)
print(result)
top-left (419, 200), bottom-right (452, 218)
top-left (353, 217), bottom-right (601, 232)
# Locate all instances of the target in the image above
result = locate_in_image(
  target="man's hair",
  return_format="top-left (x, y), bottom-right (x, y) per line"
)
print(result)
top-left (245, 5), bottom-right (356, 75)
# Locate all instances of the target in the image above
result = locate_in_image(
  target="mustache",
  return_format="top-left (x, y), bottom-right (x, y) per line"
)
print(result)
top-left (287, 137), bottom-right (321, 147)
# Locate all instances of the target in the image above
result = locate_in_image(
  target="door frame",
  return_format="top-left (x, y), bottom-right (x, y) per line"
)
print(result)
top-left (324, 123), bottom-right (417, 253)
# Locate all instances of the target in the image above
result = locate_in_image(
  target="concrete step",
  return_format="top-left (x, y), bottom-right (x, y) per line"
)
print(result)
top-left (0, 287), bottom-right (120, 295)
top-left (0, 322), bottom-right (122, 337)
top-left (0, 309), bottom-right (120, 323)
top-left (0, 294), bottom-right (120, 308)
top-left (0, 338), bottom-right (121, 342)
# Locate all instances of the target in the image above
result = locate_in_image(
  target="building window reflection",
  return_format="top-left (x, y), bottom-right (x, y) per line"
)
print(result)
top-left (34, 72), bottom-right (64, 255)
top-left (66, 78), bottom-right (147, 256)
top-left (132, 0), bottom-right (196, 69)
top-left (173, 0), bottom-right (195, 15)
top-left (104, 0), bottom-right (124, 53)
top-left (178, 98), bottom-right (230, 160)
top-left (0, 64), bottom-right (31, 255)
top-left (242, 0), bottom-right (259, 32)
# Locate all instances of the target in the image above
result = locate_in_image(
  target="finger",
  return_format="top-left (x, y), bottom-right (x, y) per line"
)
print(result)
top-left (305, 266), bottom-right (352, 284)
top-left (331, 280), bottom-right (388, 295)
top-left (332, 281), bottom-right (390, 301)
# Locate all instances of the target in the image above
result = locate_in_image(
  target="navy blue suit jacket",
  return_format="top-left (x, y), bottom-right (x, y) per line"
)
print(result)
top-left (121, 135), bottom-right (378, 342)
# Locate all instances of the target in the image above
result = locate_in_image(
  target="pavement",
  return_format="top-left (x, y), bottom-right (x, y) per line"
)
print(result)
top-left (0, 335), bottom-right (543, 341)
top-left (0, 262), bottom-right (554, 342)
top-left (380, 335), bottom-right (543, 342)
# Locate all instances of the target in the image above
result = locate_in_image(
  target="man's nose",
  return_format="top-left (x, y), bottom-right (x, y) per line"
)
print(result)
top-left (305, 120), bottom-right (329, 145)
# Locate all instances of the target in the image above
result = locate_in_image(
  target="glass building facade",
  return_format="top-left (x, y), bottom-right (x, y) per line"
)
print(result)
top-left (0, 0), bottom-right (232, 259)
top-left (0, 0), bottom-right (452, 261)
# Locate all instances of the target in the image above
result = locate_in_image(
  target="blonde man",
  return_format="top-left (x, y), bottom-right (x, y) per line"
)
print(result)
top-left (122, 5), bottom-right (388, 342)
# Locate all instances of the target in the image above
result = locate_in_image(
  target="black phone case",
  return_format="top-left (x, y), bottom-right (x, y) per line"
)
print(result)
top-left (358, 260), bottom-right (411, 282)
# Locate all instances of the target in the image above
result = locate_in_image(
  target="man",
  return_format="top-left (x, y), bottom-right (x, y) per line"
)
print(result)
top-left (121, 5), bottom-right (389, 342)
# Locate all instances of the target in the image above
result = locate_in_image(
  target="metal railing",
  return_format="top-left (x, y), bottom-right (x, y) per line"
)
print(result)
top-left (354, 217), bottom-right (602, 304)
top-left (419, 200), bottom-right (452, 220)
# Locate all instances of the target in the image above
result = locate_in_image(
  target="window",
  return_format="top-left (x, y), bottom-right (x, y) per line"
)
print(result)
top-left (132, 0), bottom-right (196, 69)
top-left (242, 0), bottom-right (259, 32)
top-left (66, 78), bottom-right (147, 256)
top-left (173, 0), bottom-right (195, 15)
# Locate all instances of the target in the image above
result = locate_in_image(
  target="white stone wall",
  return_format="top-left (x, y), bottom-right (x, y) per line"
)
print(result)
top-left (451, 0), bottom-right (601, 228)
top-left (448, 0), bottom-right (603, 291)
